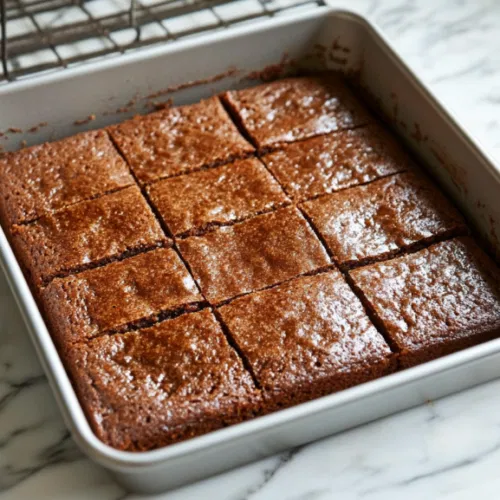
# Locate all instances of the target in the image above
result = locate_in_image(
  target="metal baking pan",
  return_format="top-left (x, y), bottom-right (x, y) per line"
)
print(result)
top-left (1, 7), bottom-right (499, 493)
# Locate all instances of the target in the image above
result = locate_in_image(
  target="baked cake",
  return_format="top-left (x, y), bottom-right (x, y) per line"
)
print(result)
top-left (1, 72), bottom-right (498, 452)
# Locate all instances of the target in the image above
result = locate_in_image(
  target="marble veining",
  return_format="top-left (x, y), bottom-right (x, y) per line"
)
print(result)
top-left (2, 0), bottom-right (500, 498)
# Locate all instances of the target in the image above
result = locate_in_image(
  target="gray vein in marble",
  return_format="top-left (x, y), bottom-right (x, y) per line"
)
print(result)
top-left (0, 421), bottom-right (47, 451)
top-left (430, 59), bottom-right (492, 84)
top-left (284, 489), bottom-right (331, 500)
top-left (0, 430), bottom-right (78, 491)
top-left (358, 438), bottom-right (500, 498)
top-left (240, 448), bottom-right (302, 500)
top-left (0, 375), bottom-right (45, 412)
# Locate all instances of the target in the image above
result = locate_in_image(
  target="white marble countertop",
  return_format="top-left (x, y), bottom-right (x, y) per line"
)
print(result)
top-left (2, 0), bottom-right (500, 498)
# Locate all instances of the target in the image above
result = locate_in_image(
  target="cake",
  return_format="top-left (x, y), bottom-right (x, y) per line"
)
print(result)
top-left (11, 186), bottom-right (167, 287)
top-left (109, 96), bottom-right (254, 184)
top-left (42, 247), bottom-right (203, 347)
top-left (222, 73), bottom-right (371, 150)
top-left (301, 171), bottom-right (467, 268)
top-left (1, 72), bottom-right (499, 452)
top-left (177, 207), bottom-right (331, 304)
top-left (261, 124), bottom-right (411, 202)
top-left (65, 309), bottom-right (262, 451)
top-left (349, 238), bottom-right (500, 368)
top-left (147, 157), bottom-right (289, 237)
top-left (218, 270), bottom-right (395, 411)
top-left (0, 129), bottom-right (133, 226)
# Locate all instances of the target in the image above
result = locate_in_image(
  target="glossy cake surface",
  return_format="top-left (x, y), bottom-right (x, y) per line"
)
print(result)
top-left (109, 97), bottom-right (254, 184)
top-left (2, 73), bottom-right (499, 452)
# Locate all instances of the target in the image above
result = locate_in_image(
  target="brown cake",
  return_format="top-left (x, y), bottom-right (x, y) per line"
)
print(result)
top-left (0, 130), bottom-right (134, 226)
top-left (349, 238), bottom-right (500, 368)
top-left (109, 96), bottom-right (254, 185)
top-left (12, 186), bottom-right (167, 287)
top-left (1, 73), bottom-right (499, 454)
top-left (262, 124), bottom-right (411, 202)
top-left (64, 309), bottom-right (262, 451)
top-left (218, 271), bottom-right (395, 411)
top-left (177, 206), bottom-right (331, 304)
top-left (147, 158), bottom-right (289, 236)
top-left (301, 171), bottom-right (467, 268)
top-left (42, 248), bottom-right (203, 347)
top-left (222, 73), bottom-right (371, 150)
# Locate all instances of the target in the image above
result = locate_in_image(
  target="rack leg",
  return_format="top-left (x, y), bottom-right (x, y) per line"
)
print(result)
top-left (0, 0), bottom-right (7, 79)
top-left (130, 0), bottom-right (140, 41)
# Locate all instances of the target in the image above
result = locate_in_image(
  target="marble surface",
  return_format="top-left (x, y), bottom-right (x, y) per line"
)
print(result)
top-left (2, 0), bottom-right (500, 498)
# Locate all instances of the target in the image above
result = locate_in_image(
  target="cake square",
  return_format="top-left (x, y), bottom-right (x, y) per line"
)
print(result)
top-left (42, 247), bottom-right (203, 346)
top-left (12, 186), bottom-right (167, 287)
top-left (218, 271), bottom-right (394, 411)
top-left (0, 129), bottom-right (134, 226)
top-left (349, 238), bottom-right (500, 368)
top-left (222, 73), bottom-right (371, 150)
top-left (109, 97), bottom-right (254, 185)
top-left (301, 171), bottom-right (466, 268)
top-left (64, 309), bottom-right (261, 451)
top-left (147, 157), bottom-right (289, 236)
top-left (177, 206), bottom-right (330, 304)
top-left (262, 124), bottom-right (411, 202)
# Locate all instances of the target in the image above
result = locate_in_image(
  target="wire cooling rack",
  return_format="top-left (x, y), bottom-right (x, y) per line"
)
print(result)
top-left (0, 0), bottom-right (325, 82)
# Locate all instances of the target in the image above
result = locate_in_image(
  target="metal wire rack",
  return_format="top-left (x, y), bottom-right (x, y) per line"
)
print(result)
top-left (0, 0), bottom-right (325, 82)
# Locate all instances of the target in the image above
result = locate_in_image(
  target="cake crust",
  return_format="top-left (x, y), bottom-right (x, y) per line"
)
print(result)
top-left (178, 207), bottom-right (331, 304)
top-left (65, 309), bottom-right (261, 451)
top-left (42, 247), bottom-right (202, 346)
top-left (147, 158), bottom-right (289, 236)
top-left (109, 97), bottom-right (254, 185)
top-left (12, 186), bottom-right (167, 287)
top-left (0, 130), bottom-right (134, 226)
top-left (349, 237), bottom-right (500, 368)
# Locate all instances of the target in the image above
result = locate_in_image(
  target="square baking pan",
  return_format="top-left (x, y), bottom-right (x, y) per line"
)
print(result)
top-left (0, 7), bottom-right (499, 494)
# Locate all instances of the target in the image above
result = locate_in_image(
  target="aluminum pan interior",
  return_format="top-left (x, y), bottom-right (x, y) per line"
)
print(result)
top-left (0, 8), bottom-right (499, 493)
